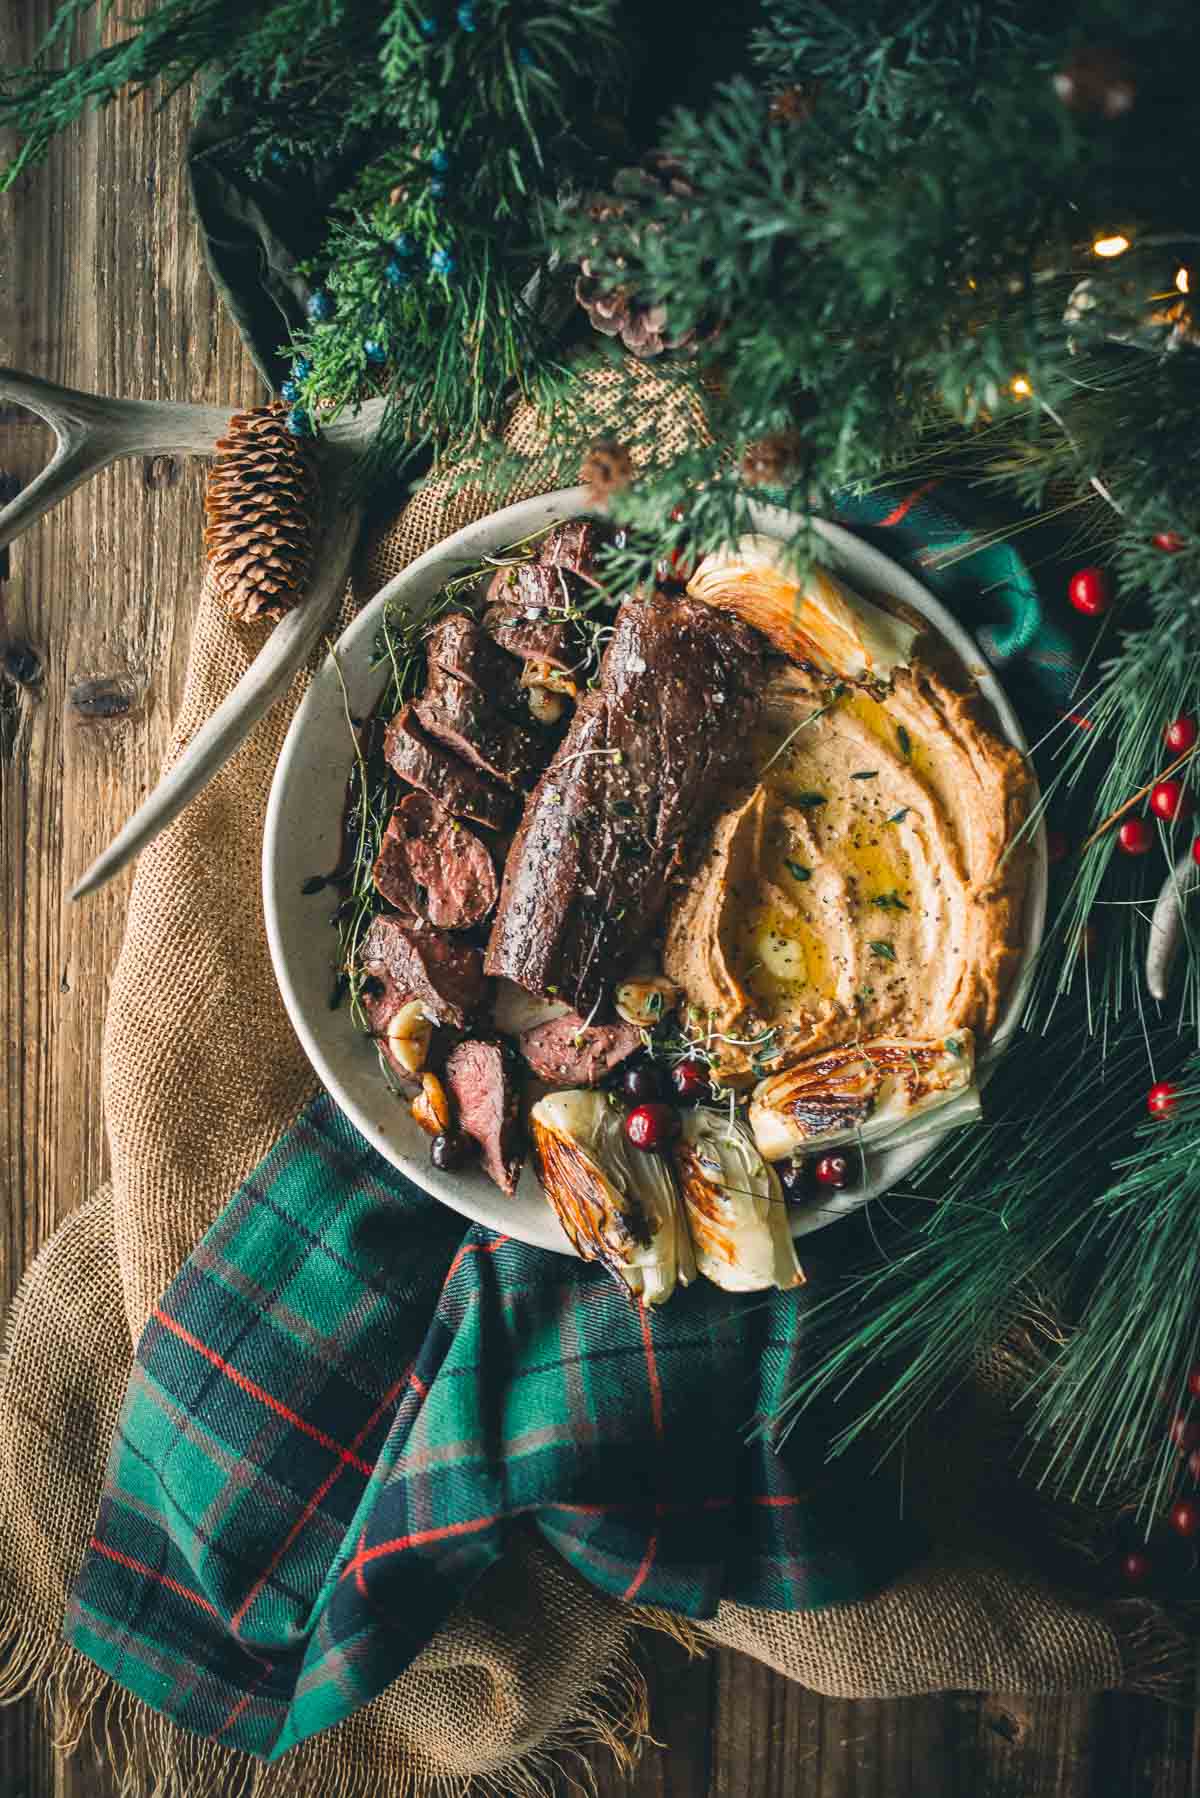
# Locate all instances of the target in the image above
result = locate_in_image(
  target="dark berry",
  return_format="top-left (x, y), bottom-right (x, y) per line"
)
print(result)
top-left (1170, 1499), bottom-right (1200, 1537)
top-left (1169, 1412), bottom-right (1199, 1452)
top-left (430, 1131), bottom-right (474, 1171)
top-left (777, 1160), bottom-right (807, 1203)
top-left (625, 1102), bottom-right (681, 1153)
top-left (621, 1061), bottom-right (665, 1105)
top-left (1119, 1549), bottom-right (1151, 1585)
top-left (670, 1058), bottom-right (709, 1103)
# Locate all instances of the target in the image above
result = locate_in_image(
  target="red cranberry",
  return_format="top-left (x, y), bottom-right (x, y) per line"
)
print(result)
top-left (1170, 1499), bottom-right (1200, 1537)
top-left (1117, 817), bottom-right (1153, 855)
top-left (625, 1102), bottom-right (681, 1153)
top-left (1154, 531), bottom-right (1186, 554)
top-left (1165, 715), bottom-right (1198, 754)
top-left (813, 1152), bottom-right (851, 1189)
top-left (1187, 1449), bottom-right (1200, 1483)
top-left (1119, 1549), bottom-right (1152, 1585)
top-left (621, 1061), bottom-right (666, 1105)
top-left (430, 1131), bottom-right (474, 1172)
top-left (1193, 835), bottom-right (1200, 867)
top-left (1150, 779), bottom-right (1192, 822)
top-left (1169, 1412), bottom-right (1199, 1452)
top-left (1187, 1367), bottom-right (1200, 1400)
top-left (1067, 566), bottom-right (1111, 616)
top-left (671, 1058), bottom-right (709, 1103)
top-left (1148, 1082), bottom-right (1178, 1120)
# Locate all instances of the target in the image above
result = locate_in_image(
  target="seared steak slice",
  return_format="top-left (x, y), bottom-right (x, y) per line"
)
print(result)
top-left (536, 518), bottom-right (604, 576)
top-left (415, 658), bottom-right (548, 791)
top-left (373, 793), bottom-right (498, 930)
top-left (444, 1038), bottom-right (524, 1195)
top-left (362, 914), bottom-right (487, 1030)
top-left (484, 563), bottom-right (584, 674)
top-left (486, 593), bottom-right (764, 1016)
top-left (519, 1014), bottom-right (641, 1085)
top-left (425, 611), bottom-right (524, 697)
top-left (384, 705), bottom-right (511, 831)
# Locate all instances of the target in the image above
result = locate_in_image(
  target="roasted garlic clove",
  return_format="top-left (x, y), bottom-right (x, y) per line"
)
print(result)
top-left (526, 684), bottom-right (567, 725)
top-left (614, 975), bottom-right (680, 1029)
top-left (673, 1110), bottom-right (804, 1292)
top-left (749, 1031), bottom-right (975, 1160)
top-left (530, 1089), bottom-right (695, 1306)
top-left (687, 535), bottom-right (917, 682)
top-left (385, 1000), bottom-right (434, 1076)
top-left (410, 1072), bottom-right (452, 1136)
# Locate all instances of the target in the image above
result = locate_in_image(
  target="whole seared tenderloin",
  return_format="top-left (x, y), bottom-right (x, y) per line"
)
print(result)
top-left (485, 592), bottom-right (764, 1017)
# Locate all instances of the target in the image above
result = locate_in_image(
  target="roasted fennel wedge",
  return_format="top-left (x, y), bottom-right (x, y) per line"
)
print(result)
top-left (748, 1031), bottom-right (976, 1159)
top-left (672, 1110), bottom-right (805, 1293)
top-left (530, 1090), bottom-right (696, 1307)
top-left (687, 535), bottom-right (917, 682)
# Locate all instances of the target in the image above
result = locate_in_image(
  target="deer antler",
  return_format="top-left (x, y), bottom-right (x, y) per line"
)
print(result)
top-left (0, 366), bottom-right (392, 898)
top-left (1145, 850), bottom-right (1200, 1002)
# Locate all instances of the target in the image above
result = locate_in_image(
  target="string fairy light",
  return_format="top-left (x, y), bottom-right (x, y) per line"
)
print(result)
top-left (1093, 233), bottom-right (1131, 258)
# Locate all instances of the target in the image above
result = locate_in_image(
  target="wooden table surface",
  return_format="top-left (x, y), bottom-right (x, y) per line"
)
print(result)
top-left (1, 5), bottom-right (1197, 1793)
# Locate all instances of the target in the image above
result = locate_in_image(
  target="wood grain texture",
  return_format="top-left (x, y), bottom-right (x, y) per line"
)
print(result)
top-left (0, 4), bottom-right (1196, 1794)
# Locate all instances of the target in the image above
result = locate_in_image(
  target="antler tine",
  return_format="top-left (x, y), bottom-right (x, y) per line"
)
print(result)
top-left (0, 366), bottom-right (235, 550)
top-left (69, 500), bottom-right (364, 902)
top-left (1146, 850), bottom-right (1200, 1001)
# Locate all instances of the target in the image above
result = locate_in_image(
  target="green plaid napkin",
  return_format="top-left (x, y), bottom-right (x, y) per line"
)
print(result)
top-left (64, 487), bottom-right (1080, 1761)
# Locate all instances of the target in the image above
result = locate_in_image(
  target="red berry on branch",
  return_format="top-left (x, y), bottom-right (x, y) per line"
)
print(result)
top-left (1117, 817), bottom-right (1153, 855)
top-left (624, 1102), bottom-right (680, 1153)
top-left (1169, 1411), bottom-right (1198, 1450)
top-left (813, 1152), bottom-right (851, 1189)
top-left (1046, 828), bottom-right (1070, 864)
top-left (1154, 531), bottom-right (1186, 554)
top-left (1119, 1549), bottom-right (1152, 1585)
top-left (1188, 1448), bottom-right (1200, 1482)
top-left (1052, 45), bottom-right (1137, 118)
top-left (1150, 779), bottom-right (1192, 822)
top-left (1193, 835), bottom-right (1200, 867)
top-left (1187, 1367), bottom-right (1200, 1399)
top-left (1068, 566), bottom-right (1112, 616)
top-left (1149, 1082), bottom-right (1179, 1120)
top-left (1170, 1499), bottom-right (1200, 1537)
top-left (1164, 715), bottom-right (1198, 754)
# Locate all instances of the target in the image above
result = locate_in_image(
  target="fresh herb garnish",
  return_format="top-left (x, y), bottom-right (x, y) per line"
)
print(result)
top-left (897, 725), bottom-right (912, 759)
top-left (872, 890), bottom-right (909, 912)
top-left (794, 791), bottom-right (827, 808)
top-left (851, 770), bottom-right (879, 780)
top-left (785, 860), bottom-right (812, 882)
top-left (944, 1036), bottom-right (965, 1058)
top-left (887, 807), bottom-right (910, 824)
top-left (869, 939), bottom-right (897, 962)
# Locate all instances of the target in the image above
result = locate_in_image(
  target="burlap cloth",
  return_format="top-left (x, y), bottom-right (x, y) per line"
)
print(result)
top-left (0, 368), bottom-right (1132, 1796)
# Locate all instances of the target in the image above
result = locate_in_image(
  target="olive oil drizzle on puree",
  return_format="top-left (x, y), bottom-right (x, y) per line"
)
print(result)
top-left (663, 660), bottom-right (1033, 1082)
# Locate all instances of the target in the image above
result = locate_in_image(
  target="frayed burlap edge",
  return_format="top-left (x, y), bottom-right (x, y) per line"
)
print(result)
top-left (0, 1610), bottom-right (652, 1798)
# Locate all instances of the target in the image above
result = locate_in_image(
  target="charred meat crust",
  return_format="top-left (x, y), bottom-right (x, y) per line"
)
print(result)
top-left (361, 914), bottom-right (488, 1030)
top-left (384, 704), bottom-right (513, 831)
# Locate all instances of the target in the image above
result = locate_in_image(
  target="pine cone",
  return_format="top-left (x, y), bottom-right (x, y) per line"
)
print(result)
top-left (580, 438), bottom-right (634, 504)
top-left (574, 153), bottom-right (698, 360)
top-left (742, 430), bottom-right (804, 489)
top-left (204, 403), bottom-right (320, 624)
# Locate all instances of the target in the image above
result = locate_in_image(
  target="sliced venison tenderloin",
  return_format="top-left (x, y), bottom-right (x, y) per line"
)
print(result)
top-left (361, 914), bottom-right (487, 1031)
top-left (484, 562), bottom-right (585, 674)
top-left (415, 645), bottom-right (549, 790)
top-left (536, 518), bottom-right (605, 575)
top-left (444, 1038), bottom-right (524, 1196)
top-left (485, 592), bottom-right (765, 1017)
top-left (384, 704), bottom-right (511, 831)
top-left (519, 1013), bottom-right (641, 1085)
top-left (372, 792), bottom-right (498, 930)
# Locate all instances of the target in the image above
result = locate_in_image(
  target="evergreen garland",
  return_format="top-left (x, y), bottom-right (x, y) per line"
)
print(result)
top-left (8, 0), bottom-right (1200, 1537)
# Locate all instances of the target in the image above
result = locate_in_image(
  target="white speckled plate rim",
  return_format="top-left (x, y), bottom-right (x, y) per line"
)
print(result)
top-left (263, 487), bottom-right (1047, 1253)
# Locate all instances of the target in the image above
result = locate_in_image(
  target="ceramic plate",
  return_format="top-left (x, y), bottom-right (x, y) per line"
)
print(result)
top-left (263, 489), bottom-right (1047, 1253)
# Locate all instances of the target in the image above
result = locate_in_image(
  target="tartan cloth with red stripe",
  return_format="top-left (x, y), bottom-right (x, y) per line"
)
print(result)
top-left (64, 491), bottom-right (1081, 1761)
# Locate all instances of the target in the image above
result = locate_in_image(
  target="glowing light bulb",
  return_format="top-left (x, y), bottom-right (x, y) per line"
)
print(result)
top-left (1010, 375), bottom-right (1032, 398)
top-left (1093, 234), bottom-right (1130, 258)
top-left (1176, 267), bottom-right (1191, 294)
